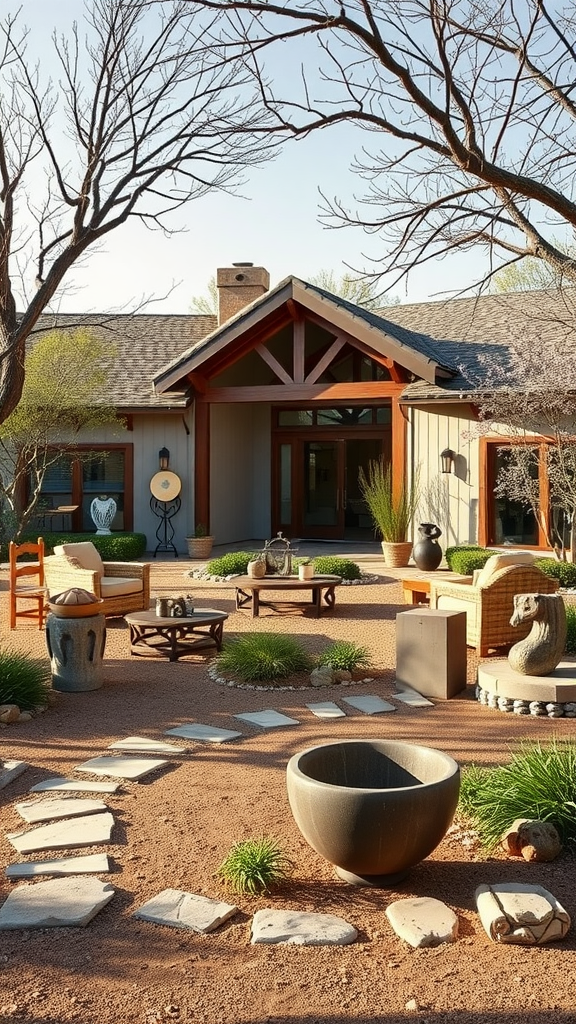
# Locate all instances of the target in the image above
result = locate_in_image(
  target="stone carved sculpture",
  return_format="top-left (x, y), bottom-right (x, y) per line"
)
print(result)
top-left (508, 593), bottom-right (567, 676)
top-left (90, 496), bottom-right (117, 535)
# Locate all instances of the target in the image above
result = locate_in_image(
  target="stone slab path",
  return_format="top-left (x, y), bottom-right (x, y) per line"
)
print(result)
top-left (108, 737), bottom-right (187, 754)
top-left (341, 695), bottom-right (397, 714)
top-left (306, 702), bottom-right (347, 719)
top-left (165, 723), bottom-right (243, 743)
top-left (251, 909), bottom-right (357, 946)
top-left (0, 761), bottom-right (28, 790)
top-left (30, 778), bottom-right (121, 794)
top-left (134, 889), bottom-right (238, 933)
top-left (234, 710), bottom-right (301, 729)
top-left (15, 798), bottom-right (108, 824)
top-left (75, 756), bottom-right (169, 780)
top-left (392, 690), bottom-right (435, 708)
top-left (5, 853), bottom-right (110, 879)
top-left (7, 812), bottom-right (115, 854)
top-left (386, 897), bottom-right (459, 948)
top-left (0, 877), bottom-right (114, 929)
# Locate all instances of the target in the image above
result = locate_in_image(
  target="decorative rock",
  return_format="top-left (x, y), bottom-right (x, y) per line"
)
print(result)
top-left (7, 812), bottom-right (115, 854)
top-left (333, 670), bottom-right (352, 682)
top-left (475, 882), bottom-right (570, 944)
top-left (17, 712), bottom-right (33, 723)
top-left (500, 819), bottom-right (562, 862)
top-left (386, 897), bottom-right (458, 948)
top-left (6, 853), bottom-right (110, 879)
top-left (0, 761), bottom-right (28, 790)
top-left (310, 666), bottom-right (334, 687)
top-left (0, 705), bottom-right (21, 724)
top-left (529, 701), bottom-right (547, 716)
top-left (251, 909), bottom-right (357, 946)
top-left (0, 877), bottom-right (114, 929)
top-left (133, 889), bottom-right (238, 933)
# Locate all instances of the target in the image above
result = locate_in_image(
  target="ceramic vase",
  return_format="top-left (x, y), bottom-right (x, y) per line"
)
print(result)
top-left (412, 523), bottom-right (443, 571)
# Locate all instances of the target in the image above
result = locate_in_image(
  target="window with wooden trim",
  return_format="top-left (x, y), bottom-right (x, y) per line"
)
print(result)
top-left (30, 444), bottom-right (133, 532)
top-left (480, 437), bottom-right (556, 549)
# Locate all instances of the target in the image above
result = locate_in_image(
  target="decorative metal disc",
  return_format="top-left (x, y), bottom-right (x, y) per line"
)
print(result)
top-left (149, 470), bottom-right (182, 501)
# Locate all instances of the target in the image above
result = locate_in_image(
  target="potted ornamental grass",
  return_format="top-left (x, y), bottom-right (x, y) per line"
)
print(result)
top-left (186, 523), bottom-right (214, 560)
top-left (359, 460), bottom-right (420, 567)
top-left (298, 558), bottom-right (315, 581)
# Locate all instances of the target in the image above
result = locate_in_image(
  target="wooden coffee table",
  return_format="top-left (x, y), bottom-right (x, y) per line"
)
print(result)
top-left (125, 608), bottom-right (228, 661)
top-left (233, 575), bottom-right (342, 618)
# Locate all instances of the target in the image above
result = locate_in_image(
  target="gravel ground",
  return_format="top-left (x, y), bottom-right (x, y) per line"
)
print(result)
top-left (1, 556), bottom-right (575, 1024)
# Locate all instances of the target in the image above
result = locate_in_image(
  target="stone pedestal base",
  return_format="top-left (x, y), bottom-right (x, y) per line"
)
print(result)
top-left (46, 613), bottom-right (106, 692)
top-left (476, 659), bottom-right (576, 717)
top-left (395, 608), bottom-right (466, 699)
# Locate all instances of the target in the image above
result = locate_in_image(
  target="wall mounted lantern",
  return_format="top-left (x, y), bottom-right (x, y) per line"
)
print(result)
top-left (440, 448), bottom-right (456, 474)
top-left (158, 447), bottom-right (170, 471)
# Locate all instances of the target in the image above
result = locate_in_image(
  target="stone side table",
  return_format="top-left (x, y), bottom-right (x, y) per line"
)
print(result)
top-left (45, 613), bottom-right (107, 692)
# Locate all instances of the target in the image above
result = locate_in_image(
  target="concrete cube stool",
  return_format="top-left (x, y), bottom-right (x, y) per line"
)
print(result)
top-left (396, 608), bottom-right (466, 699)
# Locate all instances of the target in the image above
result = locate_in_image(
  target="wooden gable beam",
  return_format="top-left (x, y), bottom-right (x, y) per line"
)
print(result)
top-left (305, 337), bottom-right (346, 384)
top-left (254, 343), bottom-right (293, 385)
top-left (293, 318), bottom-right (305, 383)
top-left (303, 308), bottom-right (411, 382)
top-left (199, 308), bottom-right (293, 379)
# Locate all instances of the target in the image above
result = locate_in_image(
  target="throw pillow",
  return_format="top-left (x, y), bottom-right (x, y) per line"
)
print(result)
top-left (476, 551), bottom-right (536, 588)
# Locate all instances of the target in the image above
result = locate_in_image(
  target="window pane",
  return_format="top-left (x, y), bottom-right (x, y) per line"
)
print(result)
top-left (278, 410), bottom-right (313, 426)
top-left (376, 406), bottom-right (392, 424)
top-left (37, 455), bottom-right (74, 508)
top-left (279, 444), bottom-right (291, 526)
top-left (493, 449), bottom-right (538, 545)
top-left (82, 451), bottom-right (125, 531)
top-left (317, 408), bottom-right (373, 425)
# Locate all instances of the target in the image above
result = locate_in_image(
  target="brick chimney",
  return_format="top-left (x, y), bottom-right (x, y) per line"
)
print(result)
top-left (216, 263), bottom-right (270, 325)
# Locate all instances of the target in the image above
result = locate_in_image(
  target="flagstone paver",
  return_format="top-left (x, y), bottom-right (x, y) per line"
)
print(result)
top-left (108, 737), bottom-right (187, 754)
top-left (30, 778), bottom-right (121, 794)
top-left (475, 882), bottom-right (571, 944)
top-left (386, 897), bottom-right (459, 947)
top-left (75, 756), bottom-right (169, 780)
top-left (5, 853), bottom-right (110, 879)
top-left (341, 695), bottom-right (397, 714)
top-left (134, 889), bottom-right (239, 933)
top-left (234, 710), bottom-right (301, 729)
top-left (392, 690), bottom-right (435, 708)
top-left (165, 723), bottom-right (243, 743)
top-left (0, 877), bottom-right (115, 929)
top-left (306, 702), bottom-right (347, 719)
top-left (0, 761), bottom-right (28, 790)
top-left (251, 909), bottom-right (357, 946)
top-left (7, 812), bottom-right (115, 854)
top-left (15, 798), bottom-right (108, 824)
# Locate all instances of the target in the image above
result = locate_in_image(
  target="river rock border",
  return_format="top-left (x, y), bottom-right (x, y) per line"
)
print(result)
top-left (476, 685), bottom-right (576, 718)
top-left (206, 663), bottom-right (375, 692)
top-left (186, 570), bottom-right (380, 585)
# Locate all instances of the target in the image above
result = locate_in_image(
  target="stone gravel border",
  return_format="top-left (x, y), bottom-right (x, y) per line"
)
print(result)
top-left (476, 685), bottom-right (576, 718)
top-left (186, 570), bottom-right (381, 585)
top-left (206, 663), bottom-right (377, 692)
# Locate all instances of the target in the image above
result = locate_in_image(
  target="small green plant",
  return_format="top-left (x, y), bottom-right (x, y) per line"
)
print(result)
top-left (206, 551), bottom-right (254, 576)
top-left (193, 523), bottom-right (208, 538)
top-left (217, 837), bottom-right (293, 895)
top-left (317, 640), bottom-right (372, 672)
top-left (535, 558), bottom-right (576, 588)
top-left (565, 603), bottom-right (576, 654)
top-left (215, 633), bottom-right (312, 681)
top-left (312, 555), bottom-right (362, 580)
top-left (0, 650), bottom-right (51, 710)
top-left (448, 548), bottom-right (492, 575)
top-left (444, 545), bottom-right (485, 570)
top-left (458, 740), bottom-right (576, 850)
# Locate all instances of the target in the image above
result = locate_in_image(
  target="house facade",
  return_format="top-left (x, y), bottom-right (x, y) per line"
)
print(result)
top-left (30, 266), bottom-right (571, 554)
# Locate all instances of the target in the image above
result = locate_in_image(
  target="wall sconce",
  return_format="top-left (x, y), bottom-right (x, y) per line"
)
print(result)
top-left (440, 448), bottom-right (456, 474)
top-left (158, 447), bottom-right (170, 471)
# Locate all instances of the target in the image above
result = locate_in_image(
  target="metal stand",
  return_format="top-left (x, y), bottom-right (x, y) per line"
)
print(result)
top-left (150, 496), bottom-right (181, 557)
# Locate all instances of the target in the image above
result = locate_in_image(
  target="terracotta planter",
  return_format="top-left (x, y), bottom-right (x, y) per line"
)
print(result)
top-left (381, 541), bottom-right (413, 568)
top-left (186, 536), bottom-right (214, 559)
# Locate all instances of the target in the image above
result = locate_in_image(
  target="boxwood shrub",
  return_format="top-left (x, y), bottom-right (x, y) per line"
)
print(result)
top-left (206, 551), bottom-right (255, 576)
top-left (535, 558), bottom-right (576, 588)
top-left (447, 547), bottom-right (492, 575)
top-left (18, 531), bottom-right (148, 560)
top-left (310, 556), bottom-right (362, 580)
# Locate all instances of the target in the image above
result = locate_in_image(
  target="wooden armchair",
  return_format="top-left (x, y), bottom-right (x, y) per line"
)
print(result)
top-left (9, 538), bottom-right (47, 629)
top-left (44, 541), bottom-right (150, 618)
top-left (429, 562), bottom-right (558, 657)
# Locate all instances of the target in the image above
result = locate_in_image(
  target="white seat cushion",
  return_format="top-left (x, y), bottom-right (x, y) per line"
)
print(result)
top-left (100, 576), bottom-right (143, 598)
top-left (436, 594), bottom-right (476, 630)
top-left (55, 542), bottom-right (105, 578)
top-left (476, 551), bottom-right (535, 588)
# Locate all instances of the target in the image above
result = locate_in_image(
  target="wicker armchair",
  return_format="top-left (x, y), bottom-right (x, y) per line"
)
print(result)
top-left (429, 563), bottom-right (558, 657)
top-left (44, 542), bottom-right (150, 618)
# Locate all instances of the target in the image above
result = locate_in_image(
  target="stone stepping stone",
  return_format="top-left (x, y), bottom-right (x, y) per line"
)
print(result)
top-left (15, 798), bottom-right (107, 824)
top-left (251, 909), bottom-right (357, 946)
top-left (0, 877), bottom-right (114, 929)
top-left (134, 889), bottom-right (238, 933)
top-left (475, 882), bottom-right (571, 944)
top-left (341, 695), bottom-right (396, 715)
top-left (30, 778), bottom-right (120, 794)
top-left (386, 897), bottom-right (459, 948)
top-left (7, 812), bottom-right (115, 854)
top-left (165, 723), bottom-right (243, 744)
top-left (108, 736), bottom-right (187, 754)
top-left (75, 756), bottom-right (168, 780)
top-left (306, 702), bottom-right (347, 719)
top-left (0, 761), bottom-right (28, 790)
top-left (6, 853), bottom-right (110, 879)
top-left (234, 710), bottom-right (300, 729)
top-left (392, 690), bottom-right (434, 708)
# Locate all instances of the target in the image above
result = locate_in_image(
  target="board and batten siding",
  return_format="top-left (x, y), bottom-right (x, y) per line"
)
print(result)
top-left (411, 404), bottom-right (479, 548)
top-left (210, 403), bottom-right (271, 544)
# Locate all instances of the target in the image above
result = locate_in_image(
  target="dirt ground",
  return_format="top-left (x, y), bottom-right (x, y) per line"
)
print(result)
top-left (1, 557), bottom-right (575, 1024)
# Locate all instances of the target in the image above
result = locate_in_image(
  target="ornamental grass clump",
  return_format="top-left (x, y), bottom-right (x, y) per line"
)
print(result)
top-left (359, 459), bottom-right (420, 542)
top-left (215, 633), bottom-right (312, 682)
top-left (317, 640), bottom-right (372, 673)
top-left (0, 649), bottom-right (51, 710)
top-left (217, 837), bottom-right (293, 895)
top-left (458, 740), bottom-right (576, 850)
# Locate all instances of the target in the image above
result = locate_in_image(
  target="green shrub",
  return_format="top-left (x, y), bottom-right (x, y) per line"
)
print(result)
top-left (317, 641), bottom-right (372, 672)
top-left (310, 556), bottom-right (361, 580)
top-left (457, 740), bottom-right (576, 850)
top-left (215, 633), bottom-right (312, 682)
top-left (565, 604), bottom-right (576, 654)
top-left (535, 558), bottom-right (576, 587)
top-left (0, 650), bottom-right (51, 710)
top-left (445, 545), bottom-right (484, 570)
top-left (448, 548), bottom-right (492, 575)
top-left (206, 551), bottom-right (254, 576)
top-left (17, 532), bottom-right (147, 560)
top-left (217, 837), bottom-right (292, 895)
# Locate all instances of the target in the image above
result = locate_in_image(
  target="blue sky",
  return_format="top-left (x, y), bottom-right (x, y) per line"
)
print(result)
top-left (14, 0), bottom-right (489, 314)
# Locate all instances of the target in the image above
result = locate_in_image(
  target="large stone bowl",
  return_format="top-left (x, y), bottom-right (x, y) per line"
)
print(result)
top-left (286, 739), bottom-right (460, 885)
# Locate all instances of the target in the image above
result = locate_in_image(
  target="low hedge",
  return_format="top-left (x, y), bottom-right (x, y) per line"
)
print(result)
top-left (14, 531), bottom-right (148, 561)
top-left (447, 547), bottom-right (492, 575)
top-left (535, 558), bottom-right (576, 587)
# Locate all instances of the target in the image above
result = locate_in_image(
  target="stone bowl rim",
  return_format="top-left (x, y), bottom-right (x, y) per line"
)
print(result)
top-left (287, 738), bottom-right (460, 795)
